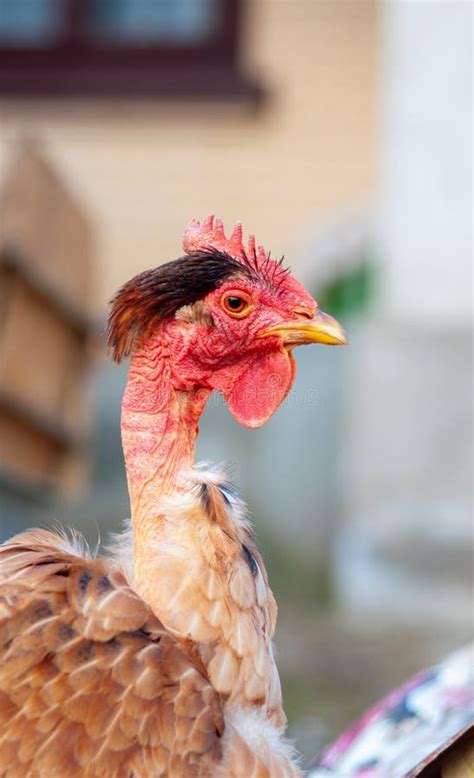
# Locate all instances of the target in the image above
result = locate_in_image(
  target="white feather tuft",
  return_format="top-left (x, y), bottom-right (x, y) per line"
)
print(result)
top-left (48, 523), bottom-right (94, 559)
top-left (227, 707), bottom-right (300, 766)
top-left (107, 520), bottom-right (134, 582)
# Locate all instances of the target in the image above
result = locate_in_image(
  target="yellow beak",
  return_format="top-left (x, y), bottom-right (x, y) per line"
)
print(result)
top-left (259, 310), bottom-right (347, 346)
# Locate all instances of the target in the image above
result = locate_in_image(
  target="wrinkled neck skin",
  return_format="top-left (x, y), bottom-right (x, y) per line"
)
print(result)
top-left (121, 329), bottom-right (210, 564)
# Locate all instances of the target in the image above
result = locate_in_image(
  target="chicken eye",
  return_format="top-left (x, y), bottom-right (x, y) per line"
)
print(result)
top-left (222, 294), bottom-right (252, 317)
top-left (226, 297), bottom-right (245, 312)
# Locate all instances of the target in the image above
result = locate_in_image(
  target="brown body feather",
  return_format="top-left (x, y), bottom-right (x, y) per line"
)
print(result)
top-left (0, 528), bottom-right (300, 778)
top-left (0, 530), bottom-right (225, 777)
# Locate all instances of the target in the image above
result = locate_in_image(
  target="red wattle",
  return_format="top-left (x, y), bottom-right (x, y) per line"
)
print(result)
top-left (225, 349), bottom-right (296, 428)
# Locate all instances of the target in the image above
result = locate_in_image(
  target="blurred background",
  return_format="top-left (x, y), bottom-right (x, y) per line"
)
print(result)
top-left (0, 0), bottom-right (472, 765)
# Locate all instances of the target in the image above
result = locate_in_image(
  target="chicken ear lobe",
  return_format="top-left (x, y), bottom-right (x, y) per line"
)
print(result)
top-left (225, 349), bottom-right (296, 428)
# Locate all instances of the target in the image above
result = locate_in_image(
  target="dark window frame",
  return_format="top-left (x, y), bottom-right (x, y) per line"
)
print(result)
top-left (0, 0), bottom-right (262, 101)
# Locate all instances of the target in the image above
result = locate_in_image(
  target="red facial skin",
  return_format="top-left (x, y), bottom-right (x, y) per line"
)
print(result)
top-left (172, 272), bottom-right (317, 425)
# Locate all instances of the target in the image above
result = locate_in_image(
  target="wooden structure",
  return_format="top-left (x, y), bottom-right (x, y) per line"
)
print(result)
top-left (0, 146), bottom-right (94, 497)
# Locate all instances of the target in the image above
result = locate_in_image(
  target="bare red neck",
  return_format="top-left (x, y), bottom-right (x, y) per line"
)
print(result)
top-left (121, 336), bottom-right (210, 527)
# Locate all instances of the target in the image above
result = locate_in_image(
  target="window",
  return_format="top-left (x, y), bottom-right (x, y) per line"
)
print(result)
top-left (87, 0), bottom-right (218, 44)
top-left (0, 0), bottom-right (62, 46)
top-left (0, 0), bottom-right (260, 100)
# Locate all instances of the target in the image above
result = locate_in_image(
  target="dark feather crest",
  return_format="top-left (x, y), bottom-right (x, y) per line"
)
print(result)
top-left (107, 249), bottom-right (250, 362)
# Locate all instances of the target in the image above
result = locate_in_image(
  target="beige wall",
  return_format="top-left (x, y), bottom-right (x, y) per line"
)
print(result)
top-left (0, 0), bottom-right (378, 314)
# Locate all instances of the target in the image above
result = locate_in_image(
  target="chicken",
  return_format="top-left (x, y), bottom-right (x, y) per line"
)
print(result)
top-left (0, 215), bottom-right (346, 777)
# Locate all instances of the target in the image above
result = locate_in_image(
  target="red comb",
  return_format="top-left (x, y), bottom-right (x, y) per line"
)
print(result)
top-left (183, 214), bottom-right (273, 271)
